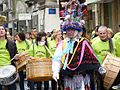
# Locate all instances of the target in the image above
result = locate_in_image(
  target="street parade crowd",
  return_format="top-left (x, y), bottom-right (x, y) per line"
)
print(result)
top-left (0, 23), bottom-right (120, 90)
top-left (0, 0), bottom-right (120, 90)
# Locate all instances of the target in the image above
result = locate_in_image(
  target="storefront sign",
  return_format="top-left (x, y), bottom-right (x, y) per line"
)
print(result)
top-left (18, 13), bottom-right (31, 20)
top-left (48, 8), bottom-right (56, 14)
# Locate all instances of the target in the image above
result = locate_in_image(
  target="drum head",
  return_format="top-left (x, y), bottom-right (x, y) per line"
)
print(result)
top-left (0, 65), bottom-right (16, 78)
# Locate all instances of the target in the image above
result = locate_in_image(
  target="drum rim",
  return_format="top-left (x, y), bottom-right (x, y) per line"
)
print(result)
top-left (0, 72), bottom-right (18, 86)
top-left (0, 65), bottom-right (16, 78)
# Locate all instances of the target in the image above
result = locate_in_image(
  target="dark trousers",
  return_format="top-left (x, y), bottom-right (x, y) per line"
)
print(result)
top-left (51, 80), bottom-right (57, 90)
top-left (110, 71), bottom-right (120, 90)
top-left (19, 70), bottom-right (25, 90)
top-left (28, 81), bottom-right (35, 90)
top-left (19, 70), bottom-right (35, 90)
top-left (0, 86), bottom-right (2, 90)
top-left (0, 82), bottom-right (16, 90)
top-left (37, 81), bottom-right (49, 90)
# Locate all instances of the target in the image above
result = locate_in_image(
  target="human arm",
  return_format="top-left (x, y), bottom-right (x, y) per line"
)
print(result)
top-left (52, 41), bottom-right (63, 81)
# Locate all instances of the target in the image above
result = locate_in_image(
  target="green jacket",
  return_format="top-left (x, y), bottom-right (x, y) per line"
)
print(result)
top-left (113, 32), bottom-right (120, 57)
top-left (28, 43), bottom-right (49, 58)
top-left (91, 38), bottom-right (116, 64)
top-left (48, 39), bottom-right (56, 55)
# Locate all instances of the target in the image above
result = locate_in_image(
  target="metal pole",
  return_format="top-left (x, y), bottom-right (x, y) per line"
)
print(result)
top-left (12, 0), bottom-right (16, 36)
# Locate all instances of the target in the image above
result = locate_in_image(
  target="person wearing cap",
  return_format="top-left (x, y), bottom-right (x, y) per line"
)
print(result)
top-left (52, 20), bottom-right (100, 90)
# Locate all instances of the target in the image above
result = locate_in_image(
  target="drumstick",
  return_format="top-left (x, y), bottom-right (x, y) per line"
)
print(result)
top-left (45, 45), bottom-right (53, 57)
top-left (1, 51), bottom-right (28, 66)
top-left (0, 56), bottom-right (15, 66)
top-left (7, 57), bottom-right (16, 63)
top-left (6, 51), bottom-right (29, 65)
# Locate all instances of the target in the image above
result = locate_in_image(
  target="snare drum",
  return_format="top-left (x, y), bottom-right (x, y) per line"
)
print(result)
top-left (102, 53), bottom-right (120, 89)
top-left (26, 58), bottom-right (52, 82)
top-left (0, 65), bottom-right (18, 85)
top-left (16, 51), bottom-right (30, 71)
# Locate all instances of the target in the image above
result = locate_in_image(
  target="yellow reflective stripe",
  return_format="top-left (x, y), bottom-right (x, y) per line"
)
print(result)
top-left (62, 38), bottom-right (84, 64)
top-left (67, 38), bottom-right (84, 65)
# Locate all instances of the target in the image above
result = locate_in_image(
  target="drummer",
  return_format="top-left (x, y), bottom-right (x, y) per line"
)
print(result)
top-left (0, 25), bottom-right (17, 90)
top-left (111, 32), bottom-right (120, 89)
top-left (91, 26), bottom-right (117, 64)
top-left (28, 31), bottom-right (50, 90)
top-left (113, 32), bottom-right (120, 57)
top-left (15, 32), bottom-right (34, 90)
top-left (91, 26), bottom-right (118, 89)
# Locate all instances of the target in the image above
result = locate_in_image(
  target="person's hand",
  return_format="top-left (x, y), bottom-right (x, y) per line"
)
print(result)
top-left (53, 72), bottom-right (59, 82)
top-left (14, 54), bottom-right (19, 60)
top-left (98, 66), bottom-right (106, 75)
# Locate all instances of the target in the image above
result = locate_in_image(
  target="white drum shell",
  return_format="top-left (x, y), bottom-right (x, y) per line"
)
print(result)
top-left (0, 65), bottom-right (18, 85)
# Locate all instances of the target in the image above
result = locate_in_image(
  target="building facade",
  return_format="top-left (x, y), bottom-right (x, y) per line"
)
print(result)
top-left (0, 0), bottom-right (61, 34)
top-left (86, 0), bottom-right (120, 33)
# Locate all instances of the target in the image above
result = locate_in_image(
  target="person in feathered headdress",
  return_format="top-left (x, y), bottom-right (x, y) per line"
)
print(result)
top-left (52, 0), bottom-right (101, 90)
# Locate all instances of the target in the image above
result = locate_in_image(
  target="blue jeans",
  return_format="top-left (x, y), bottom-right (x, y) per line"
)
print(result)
top-left (0, 82), bottom-right (16, 90)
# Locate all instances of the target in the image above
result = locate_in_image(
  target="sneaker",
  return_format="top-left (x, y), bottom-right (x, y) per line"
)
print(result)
top-left (112, 84), bottom-right (120, 90)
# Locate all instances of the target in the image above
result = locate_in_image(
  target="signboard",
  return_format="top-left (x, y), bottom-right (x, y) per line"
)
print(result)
top-left (18, 13), bottom-right (31, 20)
top-left (48, 8), bottom-right (56, 14)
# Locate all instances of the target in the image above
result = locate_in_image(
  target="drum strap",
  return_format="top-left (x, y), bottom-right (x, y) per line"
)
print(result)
top-left (109, 38), bottom-right (114, 54)
top-left (32, 39), bottom-right (35, 57)
top-left (45, 45), bottom-right (53, 57)
top-left (25, 40), bottom-right (29, 49)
